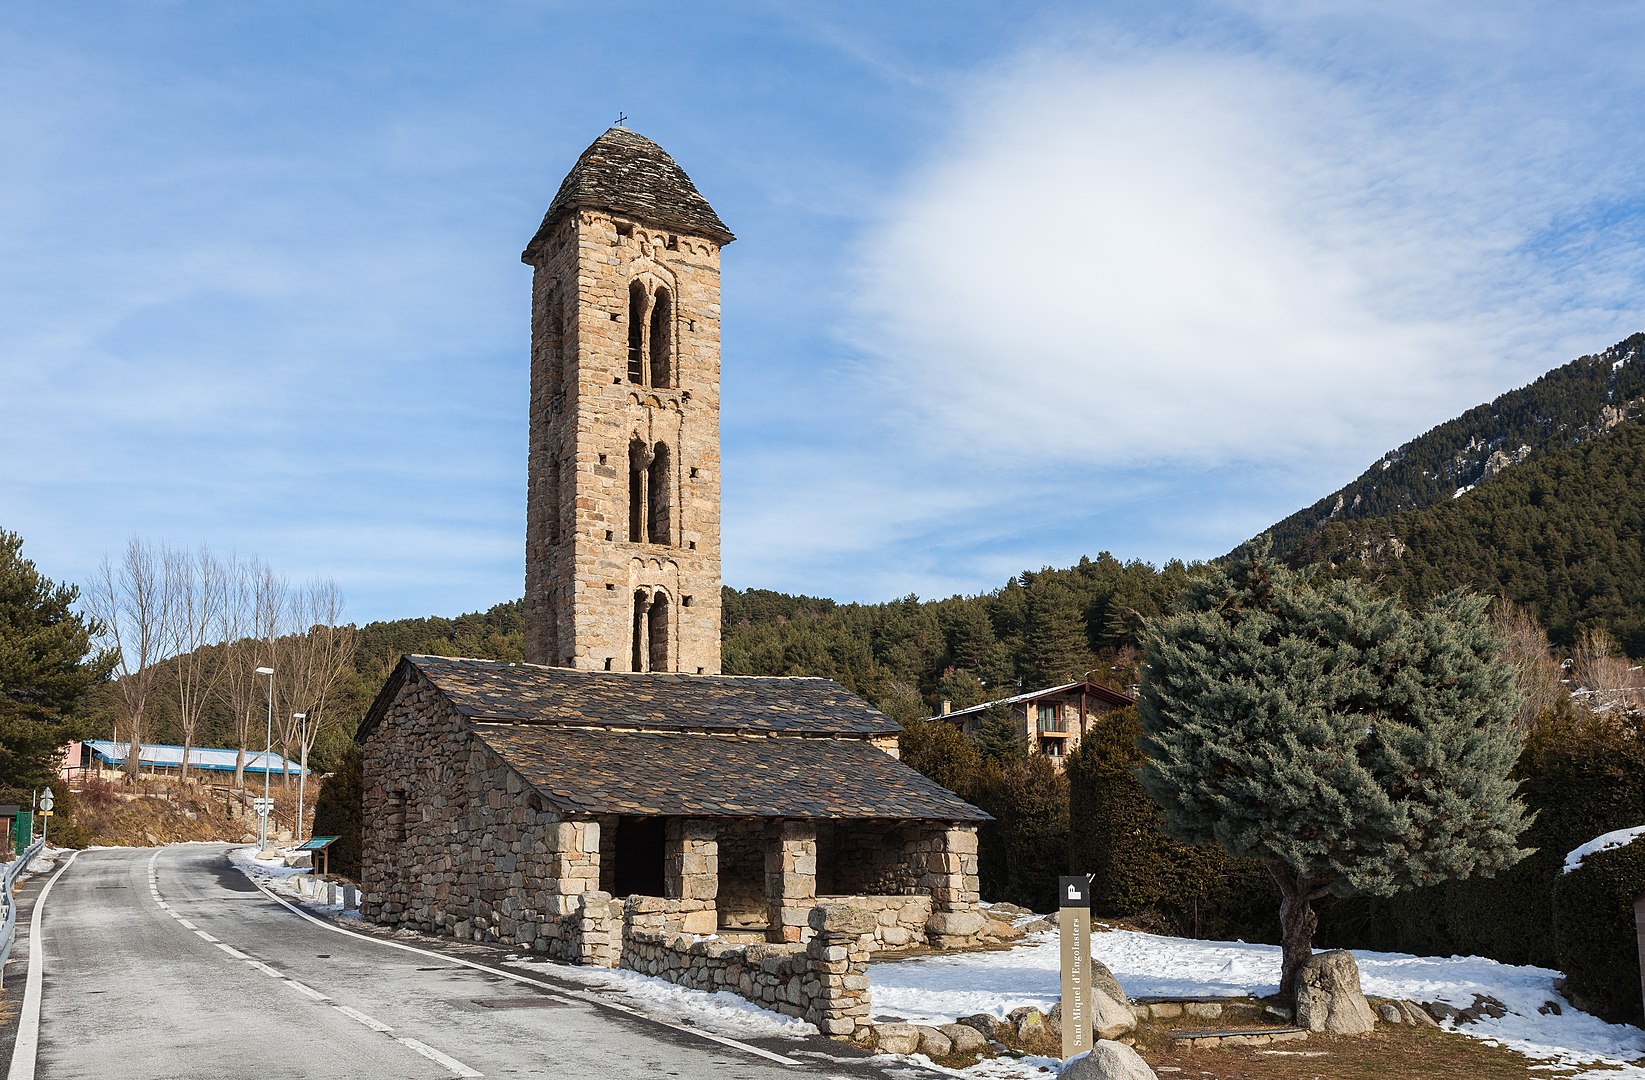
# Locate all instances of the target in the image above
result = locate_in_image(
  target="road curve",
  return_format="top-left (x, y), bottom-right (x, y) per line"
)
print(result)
top-left (25, 845), bottom-right (900, 1080)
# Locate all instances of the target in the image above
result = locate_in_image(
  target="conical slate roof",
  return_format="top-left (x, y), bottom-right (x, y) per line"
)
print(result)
top-left (522, 127), bottom-right (734, 262)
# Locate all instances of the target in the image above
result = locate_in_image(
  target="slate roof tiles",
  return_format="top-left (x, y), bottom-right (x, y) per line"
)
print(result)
top-left (522, 126), bottom-right (734, 261)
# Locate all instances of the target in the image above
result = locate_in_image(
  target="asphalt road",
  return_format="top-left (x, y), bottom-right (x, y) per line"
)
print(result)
top-left (19, 845), bottom-right (932, 1080)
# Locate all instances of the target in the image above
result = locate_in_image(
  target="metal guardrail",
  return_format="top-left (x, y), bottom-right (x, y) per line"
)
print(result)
top-left (1, 837), bottom-right (48, 987)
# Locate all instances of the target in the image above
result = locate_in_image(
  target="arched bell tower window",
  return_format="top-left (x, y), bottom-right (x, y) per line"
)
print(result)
top-left (627, 281), bottom-right (647, 385)
top-left (630, 589), bottom-right (671, 672)
top-left (649, 287), bottom-right (672, 389)
top-left (628, 439), bottom-right (652, 543)
top-left (648, 592), bottom-right (670, 672)
top-left (631, 590), bottom-right (648, 671)
top-left (647, 442), bottom-right (672, 545)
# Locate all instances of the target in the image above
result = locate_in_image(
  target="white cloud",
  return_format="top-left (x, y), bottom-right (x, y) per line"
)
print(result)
top-left (846, 45), bottom-right (1645, 479)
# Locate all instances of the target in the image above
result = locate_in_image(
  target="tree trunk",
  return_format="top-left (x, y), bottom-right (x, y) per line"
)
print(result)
top-left (1269, 861), bottom-right (1323, 1001)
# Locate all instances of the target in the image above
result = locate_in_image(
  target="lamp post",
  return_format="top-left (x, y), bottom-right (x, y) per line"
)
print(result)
top-left (255, 667), bottom-right (274, 851)
top-left (293, 712), bottom-right (308, 845)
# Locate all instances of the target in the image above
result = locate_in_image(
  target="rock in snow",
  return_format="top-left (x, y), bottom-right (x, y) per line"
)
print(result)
top-left (1059, 1041), bottom-right (1158, 1080)
top-left (1295, 950), bottom-right (1377, 1035)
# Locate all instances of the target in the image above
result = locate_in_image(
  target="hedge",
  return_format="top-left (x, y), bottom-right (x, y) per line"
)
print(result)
top-left (1553, 832), bottom-right (1645, 1025)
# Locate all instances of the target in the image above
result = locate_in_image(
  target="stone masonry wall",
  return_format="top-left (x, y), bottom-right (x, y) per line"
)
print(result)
top-left (619, 901), bottom-right (876, 1039)
top-left (524, 206), bottom-right (724, 674)
top-left (816, 894), bottom-right (932, 952)
top-left (360, 669), bottom-right (603, 961)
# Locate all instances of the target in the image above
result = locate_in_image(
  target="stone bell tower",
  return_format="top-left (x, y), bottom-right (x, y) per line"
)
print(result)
top-left (522, 127), bottom-right (731, 674)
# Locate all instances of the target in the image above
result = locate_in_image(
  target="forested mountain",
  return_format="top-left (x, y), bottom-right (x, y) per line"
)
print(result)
top-left (1295, 417), bottom-right (1645, 654)
top-left (1263, 333), bottom-right (1645, 557)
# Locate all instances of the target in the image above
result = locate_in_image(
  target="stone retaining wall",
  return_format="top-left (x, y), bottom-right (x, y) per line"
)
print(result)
top-left (618, 902), bottom-right (876, 1038)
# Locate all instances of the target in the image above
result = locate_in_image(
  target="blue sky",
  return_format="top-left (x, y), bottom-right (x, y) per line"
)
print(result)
top-left (5, 2), bottom-right (1645, 624)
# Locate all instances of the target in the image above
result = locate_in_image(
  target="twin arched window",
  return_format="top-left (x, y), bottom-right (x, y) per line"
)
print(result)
top-left (627, 282), bottom-right (673, 388)
top-left (628, 440), bottom-right (673, 545)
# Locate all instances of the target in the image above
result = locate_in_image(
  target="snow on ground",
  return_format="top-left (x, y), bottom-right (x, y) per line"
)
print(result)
top-left (870, 925), bottom-right (1645, 1075)
top-left (1564, 825), bottom-right (1645, 874)
top-left (503, 953), bottom-right (821, 1041)
top-left (228, 844), bottom-right (360, 919)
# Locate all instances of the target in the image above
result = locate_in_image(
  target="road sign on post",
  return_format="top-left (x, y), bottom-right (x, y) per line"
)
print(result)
top-left (1059, 876), bottom-right (1093, 1060)
top-left (252, 798), bottom-right (275, 817)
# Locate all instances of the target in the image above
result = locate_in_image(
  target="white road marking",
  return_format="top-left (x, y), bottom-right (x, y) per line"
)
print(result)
top-left (398, 1037), bottom-right (483, 1078)
top-left (283, 979), bottom-right (331, 1002)
top-left (335, 1005), bottom-right (393, 1032)
top-left (193, 930), bottom-right (219, 943)
top-left (178, 918), bottom-right (198, 930)
top-left (246, 959), bottom-right (285, 979)
top-left (7, 850), bottom-right (80, 1080)
top-left (215, 942), bottom-right (250, 959)
top-left (238, 862), bottom-right (804, 1068)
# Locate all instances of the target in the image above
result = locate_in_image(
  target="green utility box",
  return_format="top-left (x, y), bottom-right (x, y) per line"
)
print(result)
top-left (13, 810), bottom-right (33, 852)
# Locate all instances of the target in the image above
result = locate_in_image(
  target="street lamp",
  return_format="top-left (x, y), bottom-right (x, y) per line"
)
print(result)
top-left (293, 712), bottom-right (308, 846)
top-left (255, 667), bottom-right (274, 851)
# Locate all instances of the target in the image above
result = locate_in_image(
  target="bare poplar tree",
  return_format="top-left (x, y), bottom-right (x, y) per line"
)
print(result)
top-left (283, 579), bottom-right (358, 782)
top-left (217, 556), bottom-right (285, 788)
top-left (165, 545), bottom-right (226, 784)
top-left (88, 538), bottom-right (171, 780)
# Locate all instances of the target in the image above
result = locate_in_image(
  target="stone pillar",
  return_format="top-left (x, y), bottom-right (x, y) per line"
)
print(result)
top-left (915, 824), bottom-right (985, 948)
top-left (544, 818), bottom-right (602, 916)
top-left (765, 821), bottom-right (817, 944)
top-left (804, 904), bottom-right (876, 1039)
top-left (665, 818), bottom-right (718, 904)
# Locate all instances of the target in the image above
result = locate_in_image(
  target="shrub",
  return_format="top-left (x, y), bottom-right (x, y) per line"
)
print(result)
top-left (1554, 831), bottom-right (1645, 1025)
top-left (310, 742), bottom-right (362, 880)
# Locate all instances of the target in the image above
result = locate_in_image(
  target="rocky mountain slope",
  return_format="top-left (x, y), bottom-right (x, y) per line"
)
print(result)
top-left (1264, 333), bottom-right (1645, 559)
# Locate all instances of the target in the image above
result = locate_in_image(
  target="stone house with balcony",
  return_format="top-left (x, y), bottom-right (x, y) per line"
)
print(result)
top-left (935, 679), bottom-right (1135, 766)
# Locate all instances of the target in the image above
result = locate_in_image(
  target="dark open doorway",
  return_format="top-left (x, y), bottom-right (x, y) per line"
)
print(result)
top-left (612, 815), bottom-right (666, 898)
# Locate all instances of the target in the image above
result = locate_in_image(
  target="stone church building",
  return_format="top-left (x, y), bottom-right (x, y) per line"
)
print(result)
top-left (358, 129), bottom-right (991, 1031)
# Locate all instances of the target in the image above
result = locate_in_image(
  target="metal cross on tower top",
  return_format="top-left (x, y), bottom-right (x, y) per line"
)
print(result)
top-left (615, 112), bottom-right (627, 127)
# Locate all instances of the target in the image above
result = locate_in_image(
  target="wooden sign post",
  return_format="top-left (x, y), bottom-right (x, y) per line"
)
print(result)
top-left (1059, 875), bottom-right (1093, 1060)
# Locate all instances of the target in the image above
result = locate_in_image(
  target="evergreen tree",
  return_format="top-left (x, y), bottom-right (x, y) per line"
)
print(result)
top-left (1137, 541), bottom-right (1530, 999)
top-left (0, 529), bottom-right (114, 795)
top-left (1024, 575), bottom-right (1088, 686)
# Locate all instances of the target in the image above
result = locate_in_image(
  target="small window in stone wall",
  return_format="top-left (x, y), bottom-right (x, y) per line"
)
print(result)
top-left (386, 789), bottom-right (407, 843)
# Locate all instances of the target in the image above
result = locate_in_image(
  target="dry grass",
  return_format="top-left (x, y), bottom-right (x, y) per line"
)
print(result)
top-left (929, 1016), bottom-right (1582, 1078)
top-left (61, 777), bottom-right (312, 848)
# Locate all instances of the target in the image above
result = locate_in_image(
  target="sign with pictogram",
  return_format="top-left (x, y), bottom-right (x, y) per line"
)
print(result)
top-left (1059, 876), bottom-right (1092, 1060)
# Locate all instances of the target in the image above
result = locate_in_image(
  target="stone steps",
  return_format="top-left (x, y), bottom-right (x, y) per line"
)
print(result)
top-left (1171, 1026), bottom-right (1308, 1049)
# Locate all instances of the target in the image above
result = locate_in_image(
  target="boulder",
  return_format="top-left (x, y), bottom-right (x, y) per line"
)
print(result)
top-left (1092, 958), bottom-right (1130, 1006)
top-left (915, 1026), bottom-right (952, 1058)
top-left (874, 1023), bottom-right (921, 1055)
top-left (1008, 1006), bottom-right (1045, 1040)
top-left (1094, 991), bottom-right (1138, 1040)
top-left (1457, 994), bottom-right (1508, 1022)
top-left (940, 1023), bottom-right (988, 1054)
top-left (1398, 1000), bottom-right (1439, 1027)
top-left (1377, 1002), bottom-right (1403, 1024)
top-left (1059, 1040), bottom-right (1158, 1080)
top-left (956, 1013), bottom-right (1001, 1039)
top-left (1295, 950), bottom-right (1376, 1035)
